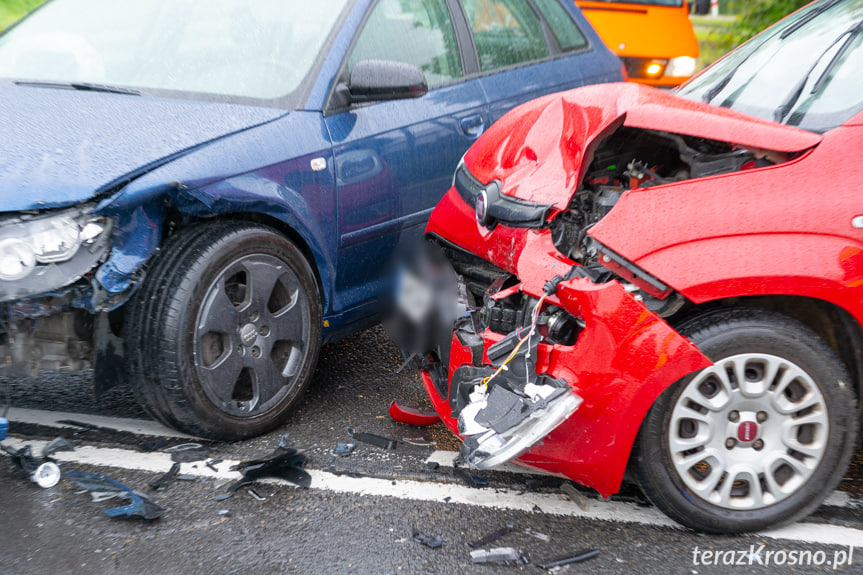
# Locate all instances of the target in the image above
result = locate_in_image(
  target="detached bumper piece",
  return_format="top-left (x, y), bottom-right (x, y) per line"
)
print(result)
top-left (454, 317), bottom-right (582, 469)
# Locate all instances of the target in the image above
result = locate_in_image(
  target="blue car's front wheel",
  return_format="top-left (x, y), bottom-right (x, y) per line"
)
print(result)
top-left (126, 222), bottom-right (322, 440)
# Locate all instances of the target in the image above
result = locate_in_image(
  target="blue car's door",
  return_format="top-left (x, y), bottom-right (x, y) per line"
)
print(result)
top-left (462, 0), bottom-right (621, 123)
top-left (323, 0), bottom-right (487, 317)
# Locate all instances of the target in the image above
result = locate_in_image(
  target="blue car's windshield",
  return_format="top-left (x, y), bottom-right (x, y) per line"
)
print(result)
top-left (678, 0), bottom-right (863, 133)
top-left (0, 0), bottom-right (349, 100)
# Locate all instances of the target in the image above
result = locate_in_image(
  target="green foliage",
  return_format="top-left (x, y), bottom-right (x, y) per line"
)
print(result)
top-left (734, 0), bottom-right (811, 41)
top-left (693, 0), bottom-right (812, 70)
top-left (0, 0), bottom-right (44, 32)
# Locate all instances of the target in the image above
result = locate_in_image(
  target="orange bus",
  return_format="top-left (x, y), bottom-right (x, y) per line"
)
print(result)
top-left (575, 0), bottom-right (699, 87)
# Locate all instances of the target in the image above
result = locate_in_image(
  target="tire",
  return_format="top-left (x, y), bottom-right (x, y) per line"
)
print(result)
top-left (633, 308), bottom-right (857, 533)
top-left (125, 222), bottom-right (322, 440)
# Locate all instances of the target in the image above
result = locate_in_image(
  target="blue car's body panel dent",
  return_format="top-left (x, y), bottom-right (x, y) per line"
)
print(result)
top-left (94, 202), bottom-right (162, 300)
top-left (95, 112), bottom-right (339, 320)
top-left (0, 86), bottom-right (286, 211)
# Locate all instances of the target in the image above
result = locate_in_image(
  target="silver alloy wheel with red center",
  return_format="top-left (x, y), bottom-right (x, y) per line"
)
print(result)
top-left (667, 353), bottom-right (829, 510)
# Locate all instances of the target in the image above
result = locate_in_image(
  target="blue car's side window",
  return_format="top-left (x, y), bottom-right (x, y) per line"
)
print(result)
top-left (532, 0), bottom-right (588, 52)
top-left (348, 0), bottom-right (462, 88)
top-left (461, 0), bottom-right (549, 72)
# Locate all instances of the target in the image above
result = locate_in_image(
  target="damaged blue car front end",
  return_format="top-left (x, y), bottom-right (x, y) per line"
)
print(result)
top-left (0, 85), bottom-right (298, 378)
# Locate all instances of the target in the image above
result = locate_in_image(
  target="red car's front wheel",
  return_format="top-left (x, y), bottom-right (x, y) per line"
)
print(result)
top-left (634, 308), bottom-right (857, 533)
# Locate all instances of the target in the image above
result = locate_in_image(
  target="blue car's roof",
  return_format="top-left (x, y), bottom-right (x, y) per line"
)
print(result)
top-left (0, 85), bottom-right (287, 211)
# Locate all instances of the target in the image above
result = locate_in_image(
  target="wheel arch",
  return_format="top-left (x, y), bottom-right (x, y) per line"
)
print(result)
top-left (672, 294), bottom-right (863, 443)
top-left (164, 208), bottom-right (332, 320)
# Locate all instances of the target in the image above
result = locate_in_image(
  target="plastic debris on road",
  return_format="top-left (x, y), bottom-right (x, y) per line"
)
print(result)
top-left (147, 462), bottom-right (180, 490)
top-left (42, 436), bottom-right (75, 457)
top-left (470, 547), bottom-right (529, 565)
top-left (537, 548), bottom-right (600, 569)
top-left (411, 527), bottom-right (443, 549)
top-left (346, 427), bottom-right (397, 450)
top-left (222, 446), bottom-right (311, 495)
top-left (65, 471), bottom-right (165, 520)
top-left (1, 443), bottom-right (62, 488)
top-left (388, 400), bottom-right (441, 426)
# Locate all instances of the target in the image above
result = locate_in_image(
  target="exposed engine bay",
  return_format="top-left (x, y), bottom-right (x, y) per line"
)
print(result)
top-left (395, 126), bottom-right (795, 469)
top-left (550, 127), bottom-right (781, 266)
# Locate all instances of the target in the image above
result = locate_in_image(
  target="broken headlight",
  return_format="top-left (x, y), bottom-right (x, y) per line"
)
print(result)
top-left (0, 209), bottom-right (109, 282)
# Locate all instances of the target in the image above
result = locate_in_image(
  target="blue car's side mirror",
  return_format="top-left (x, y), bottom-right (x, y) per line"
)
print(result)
top-left (348, 59), bottom-right (428, 103)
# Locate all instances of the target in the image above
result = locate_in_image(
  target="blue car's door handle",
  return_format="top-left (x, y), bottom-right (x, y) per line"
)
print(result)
top-left (460, 114), bottom-right (485, 137)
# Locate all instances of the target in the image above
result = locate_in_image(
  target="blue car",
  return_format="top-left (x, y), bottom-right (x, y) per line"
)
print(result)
top-left (0, 0), bottom-right (622, 439)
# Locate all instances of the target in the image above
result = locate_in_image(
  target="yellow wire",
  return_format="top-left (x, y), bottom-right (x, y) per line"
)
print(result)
top-left (480, 292), bottom-right (548, 389)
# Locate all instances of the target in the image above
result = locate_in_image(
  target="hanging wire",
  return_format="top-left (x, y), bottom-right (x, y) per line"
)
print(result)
top-left (479, 292), bottom-right (548, 388)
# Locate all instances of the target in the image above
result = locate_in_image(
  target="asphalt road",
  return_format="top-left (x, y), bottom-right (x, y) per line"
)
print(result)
top-left (1, 326), bottom-right (861, 575)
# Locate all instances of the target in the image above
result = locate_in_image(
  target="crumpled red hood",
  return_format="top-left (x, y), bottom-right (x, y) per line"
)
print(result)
top-left (463, 82), bottom-right (822, 210)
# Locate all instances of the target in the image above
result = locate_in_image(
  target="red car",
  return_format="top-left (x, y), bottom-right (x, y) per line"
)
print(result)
top-left (398, 0), bottom-right (863, 533)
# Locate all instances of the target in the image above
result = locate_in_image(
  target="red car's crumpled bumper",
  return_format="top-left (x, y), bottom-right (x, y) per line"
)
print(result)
top-left (420, 213), bottom-right (711, 497)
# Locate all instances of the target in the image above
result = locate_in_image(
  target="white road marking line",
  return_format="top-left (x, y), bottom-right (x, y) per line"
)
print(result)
top-left (427, 450), bottom-right (856, 510)
top-left (6, 406), bottom-right (859, 513)
top-left (3, 437), bottom-right (861, 548)
top-left (5, 407), bottom-right (197, 439)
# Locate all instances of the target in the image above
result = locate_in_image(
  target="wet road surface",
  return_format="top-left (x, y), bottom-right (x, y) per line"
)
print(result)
top-left (1, 327), bottom-right (861, 574)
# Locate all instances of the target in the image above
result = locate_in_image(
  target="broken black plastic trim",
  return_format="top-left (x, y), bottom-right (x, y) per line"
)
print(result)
top-left (346, 427), bottom-right (397, 450)
top-left (227, 446), bottom-right (311, 491)
top-left (537, 548), bottom-right (600, 569)
top-left (148, 462), bottom-right (180, 490)
top-left (411, 528), bottom-right (443, 548)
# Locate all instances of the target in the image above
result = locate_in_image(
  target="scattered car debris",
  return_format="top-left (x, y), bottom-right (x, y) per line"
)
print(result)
top-left (468, 523), bottom-right (514, 548)
top-left (388, 400), bottom-right (441, 426)
top-left (176, 474), bottom-right (197, 481)
top-left (217, 509), bottom-right (231, 517)
top-left (65, 471), bottom-right (164, 520)
top-left (148, 462), bottom-right (180, 490)
top-left (334, 443), bottom-right (356, 457)
top-left (206, 458), bottom-right (223, 472)
top-left (163, 443), bottom-right (204, 453)
top-left (214, 493), bottom-right (233, 502)
top-left (223, 446), bottom-right (311, 494)
top-left (165, 444), bottom-right (208, 463)
top-left (346, 427), bottom-right (397, 450)
top-left (426, 461), bottom-right (440, 471)
top-left (411, 527), bottom-right (443, 549)
top-left (138, 438), bottom-right (169, 453)
top-left (42, 437), bottom-right (75, 457)
top-left (277, 434), bottom-right (291, 449)
top-left (523, 528), bottom-right (550, 542)
top-left (399, 437), bottom-right (437, 447)
top-left (324, 464), bottom-right (367, 479)
top-left (560, 482), bottom-right (591, 511)
top-left (248, 488), bottom-right (267, 501)
top-left (56, 420), bottom-right (122, 436)
top-left (453, 468), bottom-right (487, 488)
top-left (469, 547), bottom-right (529, 565)
top-left (1, 444), bottom-right (62, 488)
top-left (537, 549), bottom-right (600, 569)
